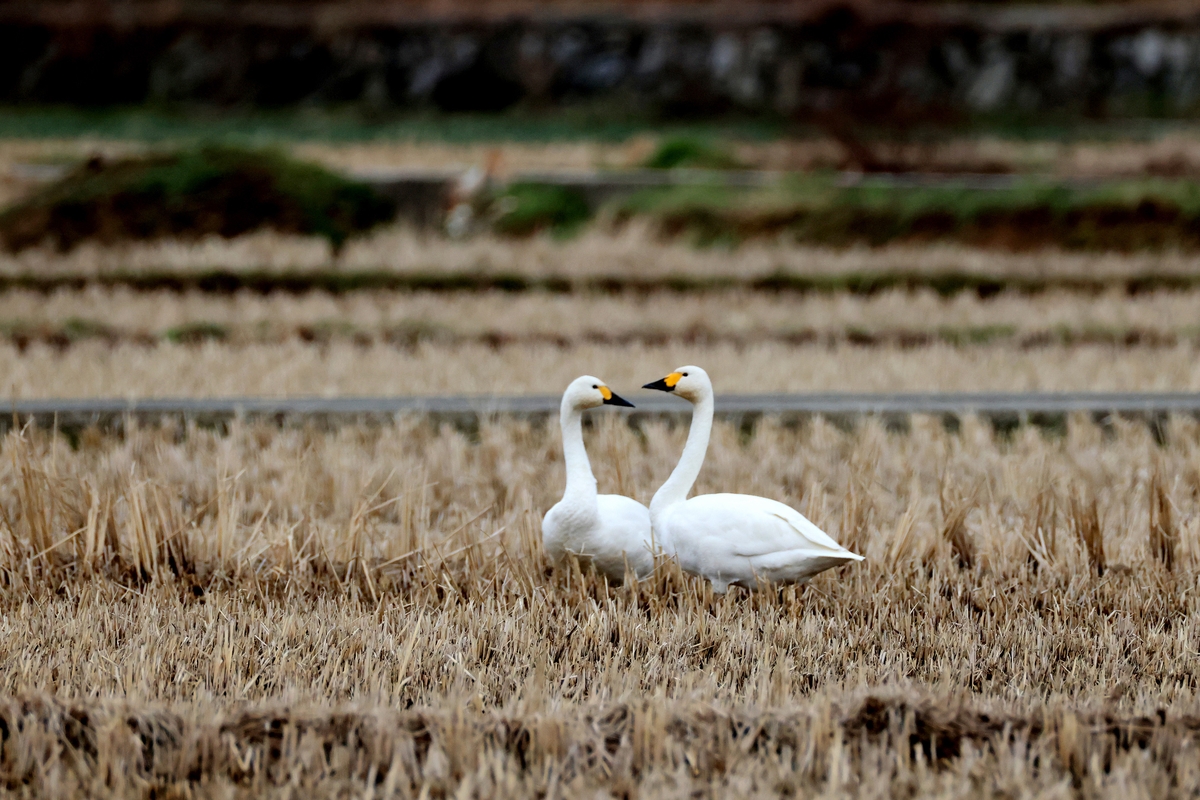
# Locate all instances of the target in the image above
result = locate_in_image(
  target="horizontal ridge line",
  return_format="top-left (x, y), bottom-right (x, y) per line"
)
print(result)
top-left (6, 393), bottom-right (1200, 419)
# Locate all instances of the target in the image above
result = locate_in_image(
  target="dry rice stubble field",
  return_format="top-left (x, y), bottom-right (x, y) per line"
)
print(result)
top-left (10, 227), bottom-right (1200, 281)
top-left (2, 412), bottom-right (1200, 797)
top-left (2, 286), bottom-right (1200, 397)
top-left (3, 230), bottom-right (1200, 797)
top-left (8, 337), bottom-right (1200, 398)
top-left (3, 233), bottom-right (1200, 398)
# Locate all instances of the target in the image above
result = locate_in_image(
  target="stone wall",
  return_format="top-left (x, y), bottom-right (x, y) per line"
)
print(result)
top-left (2, 2), bottom-right (1200, 118)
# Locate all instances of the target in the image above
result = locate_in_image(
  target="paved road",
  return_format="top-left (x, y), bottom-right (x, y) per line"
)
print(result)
top-left (4, 393), bottom-right (1198, 430)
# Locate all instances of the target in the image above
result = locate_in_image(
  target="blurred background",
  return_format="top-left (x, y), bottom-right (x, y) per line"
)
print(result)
top-left (2, 0), bottom-right (1200, 400)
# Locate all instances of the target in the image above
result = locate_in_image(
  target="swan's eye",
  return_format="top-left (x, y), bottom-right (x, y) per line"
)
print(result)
top-left (682, 372), bottom-right (689, 377)
top-left (592, 384), bottom-right (598, 389)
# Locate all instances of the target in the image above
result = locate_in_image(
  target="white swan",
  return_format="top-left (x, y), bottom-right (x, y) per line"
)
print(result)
top-left (643, 366), bottom-right (864, 593)
top-left (542, 376), bottom-right (656, 583)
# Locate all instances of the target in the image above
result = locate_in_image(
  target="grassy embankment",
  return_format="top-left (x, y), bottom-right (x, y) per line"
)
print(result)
top-left (14, 132), bottom-right (1200, 257)
top-left (497, 171), bottom-right (1200, 251)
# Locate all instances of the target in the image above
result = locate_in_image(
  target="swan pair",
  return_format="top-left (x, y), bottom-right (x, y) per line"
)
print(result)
top-left (541, 367), bottom-right (863, 593)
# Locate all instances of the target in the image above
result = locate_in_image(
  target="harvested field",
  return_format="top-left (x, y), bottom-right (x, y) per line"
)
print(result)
top-left (0, 286), bottom-right (1198, 345)
top-left (8, 227), bottom-right (1200, 286)
top-left (2, 413), bottom-right (1200, 796)
top-left (0, 287), bottom-right (1196, 400)
top-left (295, 132), bottom-right (1200, 179)
top-left (1, 340), bottom-right (1200, 397)
top-left (5, 130), bottom-right (1200, 796)
top-left (14, 134), bottom-right (1200, 186)
top-left (0, 283), bottom-right (1194, 399)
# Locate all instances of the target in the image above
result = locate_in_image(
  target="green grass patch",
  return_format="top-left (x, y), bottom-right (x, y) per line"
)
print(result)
top-left (491, 183), bottom-right (591, 237)
top-left (0, 317), bottom-right (119, 350)
top-left (7, 105), bottom-right (1200, 145)
top-left (0, 145), bottom-right (396, 252)
top-left (616, 173), bottom-right (1200, 251)
top-left (643, 137), bottom-right (744, 170)
top-left (59, 317), bottom-right (118, 342)
top-left (164, 321), bottom-right (229, 345)
top-left (937, 324), bottom-right (1018, 346)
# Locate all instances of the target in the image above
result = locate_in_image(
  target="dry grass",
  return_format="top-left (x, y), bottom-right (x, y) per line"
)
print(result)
top-left (0, 281), bottom-right (1193, 400)
top-left (13, 134), bottom-right (1200, 186)
top-left (8, 225), bottom-right (1200, 283)
top-left (293, 131), bottom-right (1200, 180)
top-left (3, 286), bottom-right (1200, 343)
top-left (0, 139), bottom-right (642, 212)
top-left (708, 133), bottom-right (1200, 177)
top-left (0, 285), bottom-right (1196, 399)
top-left (3, 413), bottom-right (1200, 796)
top-left (0, 140), bottom-right (144, 209)
top-left (0, 339), bottom-right (1199, 398)
top-left (731, 132), bottom-right (1200, 177)
top-left (293, 139), bottom-right (651, 175)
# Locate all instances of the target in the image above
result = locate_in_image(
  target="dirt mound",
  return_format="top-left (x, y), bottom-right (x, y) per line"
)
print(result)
top-left (0, 146), bottom-right (396, 252)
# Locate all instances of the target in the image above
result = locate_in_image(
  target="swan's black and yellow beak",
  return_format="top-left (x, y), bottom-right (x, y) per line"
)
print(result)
top-left (600, 386), bottom-right (635, 407)
top-left (643, 372), bottom-right (683, 393)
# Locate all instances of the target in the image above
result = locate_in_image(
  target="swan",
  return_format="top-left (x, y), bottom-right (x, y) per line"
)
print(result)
top-left (643, 366), bottom-right (864, 593)
top-left (542, 375), bottom-right (656, 583)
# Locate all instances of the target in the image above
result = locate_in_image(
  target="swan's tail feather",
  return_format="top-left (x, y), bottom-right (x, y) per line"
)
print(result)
top-left (748, 549), bottom-right (865, 585)
top-left (770, 510), bottom-right (857, 554)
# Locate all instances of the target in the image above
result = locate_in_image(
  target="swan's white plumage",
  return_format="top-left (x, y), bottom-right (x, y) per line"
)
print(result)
top-left (645, 365), bottom-right (863, 593)
top-left (544, 494), bottom-right (655, 581)
top-left (542, 376), bottom-right (655, 582)
top-left (656, 493), bottom-right (862, 592)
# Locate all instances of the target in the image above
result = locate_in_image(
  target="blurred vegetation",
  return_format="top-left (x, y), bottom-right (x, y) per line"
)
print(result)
top-left (643, 137), bottom-right (744, 170)
top-left (0, 145), bottom-right (396, 252)
top-left (0, 317), bottom-right (1189, 352)
top-left (491, 183), bottom-right (591, 237)
top-left (0, 106), bottom-right (785, 144)
top-left (6, 106), bottom-right (1197, 146)
top-left (614, 174), bottom-right (1200, 250)
top-left (0, 266), bottom-right (1195, 298)
top-left (164, 321), bottom-right (230, 345)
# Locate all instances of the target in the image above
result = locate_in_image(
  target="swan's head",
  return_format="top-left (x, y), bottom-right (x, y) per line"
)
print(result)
top-left (564, 375), bottom-right (634, 411)
top-left (643, 365), bottom-right (711, 402)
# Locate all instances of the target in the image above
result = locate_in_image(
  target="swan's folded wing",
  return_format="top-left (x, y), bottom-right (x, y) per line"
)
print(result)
top-left (687, 494), bottom-right (856, 557)
top-left (597, 495), bottom-right (652, 534)
top-left (595, 494), bottom-right (657, 579)
top-left (766, 503), bottom-right (854, 554)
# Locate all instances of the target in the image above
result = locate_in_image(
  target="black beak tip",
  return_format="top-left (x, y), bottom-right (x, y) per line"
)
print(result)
top-left (604, 392), bottom-right (635, 408)
top-left (643, 378), bottom-right (673, 392)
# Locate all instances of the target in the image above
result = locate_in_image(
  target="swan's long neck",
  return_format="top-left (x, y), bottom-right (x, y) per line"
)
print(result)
top-left (559, 397), bottom-right (597, 508)
top-left (651, 391), bottom-right (713, 519)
